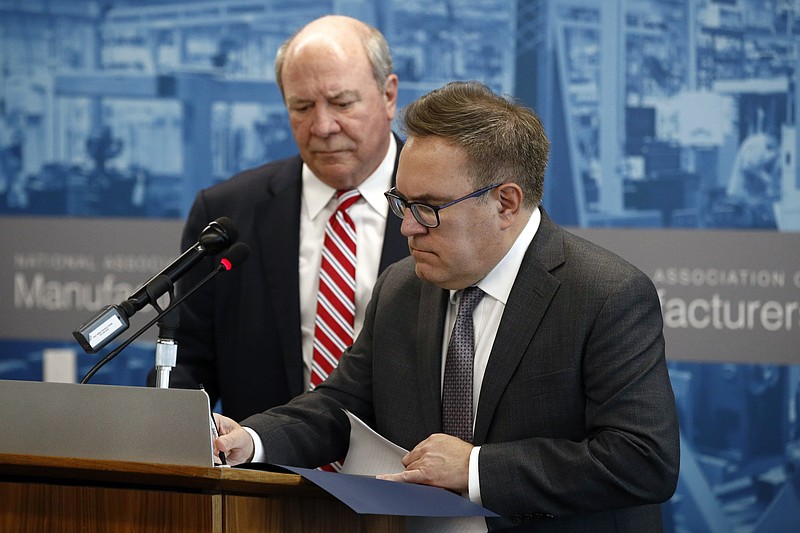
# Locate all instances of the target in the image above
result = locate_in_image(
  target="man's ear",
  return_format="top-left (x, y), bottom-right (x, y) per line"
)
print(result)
top-left (496, 183), bottom-right (524, 229)
top-left (383, 74), bottom-right (399, 120)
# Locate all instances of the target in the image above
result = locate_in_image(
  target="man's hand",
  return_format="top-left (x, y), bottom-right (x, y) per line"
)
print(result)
top-left (213, 413), bottom-right (255, 466)
top-left (377, 433), bottom-right (473, 492)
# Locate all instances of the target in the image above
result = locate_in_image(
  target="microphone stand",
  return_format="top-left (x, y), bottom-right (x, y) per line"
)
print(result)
top-left (152, 283), bottom-right (180, 389)
top-left (154, 313), bottom-right (179, 389)
top-left (80, 267), bottom-right (221, 385)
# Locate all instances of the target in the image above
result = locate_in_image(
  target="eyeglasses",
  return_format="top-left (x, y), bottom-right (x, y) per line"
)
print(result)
top-left (384, 183), bottom-right (501, 228)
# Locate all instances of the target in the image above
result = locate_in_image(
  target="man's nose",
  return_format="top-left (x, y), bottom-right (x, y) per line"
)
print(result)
top-left (400, 208), bottom-right (428, 236)
top-left (310, 106), bottom-right (342, 137)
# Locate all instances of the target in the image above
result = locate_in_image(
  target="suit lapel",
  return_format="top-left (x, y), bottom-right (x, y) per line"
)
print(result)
top-left (254, 157), bottom-right (305, 397)
top-left (251, 139), bottom-right (405, 398)
top-left (473, 210), bottom-right (566, 444)
top-left (415, 282), bottom-right (449, 435)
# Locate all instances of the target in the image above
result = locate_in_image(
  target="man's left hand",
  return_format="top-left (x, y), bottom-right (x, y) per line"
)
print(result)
top-left (377, 433), bottom-right (473, 492)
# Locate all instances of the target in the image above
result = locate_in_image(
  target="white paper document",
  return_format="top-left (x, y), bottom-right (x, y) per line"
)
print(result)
top-left (340, 410), bottom-right (490, 533)
top-left (340, 409), bottom-right (408, 475)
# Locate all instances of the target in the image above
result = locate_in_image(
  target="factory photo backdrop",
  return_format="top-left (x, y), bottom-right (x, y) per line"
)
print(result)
top-left (1, 1), bottom-right (799, 531)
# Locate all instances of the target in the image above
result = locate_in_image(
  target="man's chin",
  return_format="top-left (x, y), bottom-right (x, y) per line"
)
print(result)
top-left (310, 150), bottom-right (354, 166)
top-left (413, 262), bottom-right (443, 285)
top-left (310, 162), bottom-right (360, 188)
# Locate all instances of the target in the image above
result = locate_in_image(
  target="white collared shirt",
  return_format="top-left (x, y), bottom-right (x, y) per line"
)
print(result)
top-left (298, 136), bottom-right (397, 387)
top-left (441, 207), bottom-right (541, 509)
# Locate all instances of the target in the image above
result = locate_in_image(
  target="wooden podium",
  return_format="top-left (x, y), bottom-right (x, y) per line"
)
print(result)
top-left (0, 452), bottom-right (404, 532)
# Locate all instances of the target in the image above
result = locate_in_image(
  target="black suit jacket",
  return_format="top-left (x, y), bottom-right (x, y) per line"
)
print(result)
top-left (242, 209), bottom-right (680, 531)
top-left (160, 142), bottom-right (408, 420)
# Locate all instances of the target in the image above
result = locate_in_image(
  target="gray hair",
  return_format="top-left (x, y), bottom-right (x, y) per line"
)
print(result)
top-left (274, 19), bottom-right (393, 95)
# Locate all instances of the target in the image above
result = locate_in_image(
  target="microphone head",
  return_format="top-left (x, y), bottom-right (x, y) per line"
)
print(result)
top-left (220, 242), bottom-right (250, 271)
top-left (199, 216), bottom-right (238, 255)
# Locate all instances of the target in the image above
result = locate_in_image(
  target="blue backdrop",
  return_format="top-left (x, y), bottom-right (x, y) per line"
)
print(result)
top-left (2, 2), bottom-right (799, 531)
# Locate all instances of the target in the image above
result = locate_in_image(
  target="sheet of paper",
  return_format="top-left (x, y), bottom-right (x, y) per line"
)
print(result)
top-left (337, 410), bottom-right (493, 532)
top-left (340, 409), bottom-right (407, 476)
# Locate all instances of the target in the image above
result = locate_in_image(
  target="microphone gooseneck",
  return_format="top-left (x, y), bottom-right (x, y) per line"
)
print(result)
top-left (122, 216), bottom-right (239, 315)
top-left (80, 242), bottom-right (250, 385)
top-left (72, 217), bottom-right (239, 354)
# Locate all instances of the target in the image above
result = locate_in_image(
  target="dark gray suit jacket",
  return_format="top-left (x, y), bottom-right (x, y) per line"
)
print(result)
top-left (157, 140), bottom-right (408, 421)
top-left (242, 209), bottom-right (680, 532)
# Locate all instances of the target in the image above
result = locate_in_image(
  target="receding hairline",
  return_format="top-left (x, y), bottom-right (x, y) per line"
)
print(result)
top-left (275, 15), bottom-right (392, 94)
top-left (298, 15), bottom-right (373, 39)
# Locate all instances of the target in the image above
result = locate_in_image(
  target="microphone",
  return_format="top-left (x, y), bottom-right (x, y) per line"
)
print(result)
top-left (125, 217), bottom-right (238, 314)
top-left (81, 242), bottom-right (250, 385)
top-left (72, 217), bottom-right (238, 354)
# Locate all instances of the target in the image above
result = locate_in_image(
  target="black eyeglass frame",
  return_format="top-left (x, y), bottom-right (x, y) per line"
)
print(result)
top-left (384, 182), bottom-right (502, 228)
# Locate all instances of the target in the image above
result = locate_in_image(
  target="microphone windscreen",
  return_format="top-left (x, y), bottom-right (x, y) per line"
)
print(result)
top-left (221, 242), bottom-right (250, 270)
top-left (199, 217), bottom-right (239, 255)
top-left (214, 216), bottom-right (239, 243)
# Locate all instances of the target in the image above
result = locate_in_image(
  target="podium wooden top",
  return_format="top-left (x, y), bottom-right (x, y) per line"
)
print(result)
top-left (1, 452), bottom-right (406, 533)
top-left (0, 452), bottom-right (325, 498)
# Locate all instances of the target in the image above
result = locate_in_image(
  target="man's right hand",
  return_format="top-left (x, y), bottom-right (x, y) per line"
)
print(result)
top-left (213, 413), bottom-right (255, 465)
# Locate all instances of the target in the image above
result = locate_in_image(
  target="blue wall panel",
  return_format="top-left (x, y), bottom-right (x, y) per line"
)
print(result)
top-left (2, 2), bottom-right (799, 531)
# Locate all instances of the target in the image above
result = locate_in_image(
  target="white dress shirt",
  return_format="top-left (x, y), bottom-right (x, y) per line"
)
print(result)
top-left (298, 136), bottom-right (397, 388)
top-left (442, 207), bottom-right (541, 530)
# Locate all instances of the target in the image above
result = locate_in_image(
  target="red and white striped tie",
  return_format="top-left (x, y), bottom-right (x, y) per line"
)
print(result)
top-left (310, 189), bottom-right (360, 391)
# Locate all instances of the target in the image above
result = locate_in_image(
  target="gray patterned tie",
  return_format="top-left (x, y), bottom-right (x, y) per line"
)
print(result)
top-left (442, 286), bottom-right (485, 442)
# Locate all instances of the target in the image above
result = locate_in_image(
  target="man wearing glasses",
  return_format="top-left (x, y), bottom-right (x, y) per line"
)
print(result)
top-left (214, 81), bottom-right (680, 532)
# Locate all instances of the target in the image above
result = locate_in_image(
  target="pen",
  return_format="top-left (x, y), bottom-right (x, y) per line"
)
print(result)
top-left (199, 384), bottom-right (227, 466)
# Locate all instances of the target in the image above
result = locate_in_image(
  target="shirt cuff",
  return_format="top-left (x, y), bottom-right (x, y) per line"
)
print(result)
top-left (468, 445), bottom-right (483, 505)
top-left (243, 426), bottom-right (266, 463)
